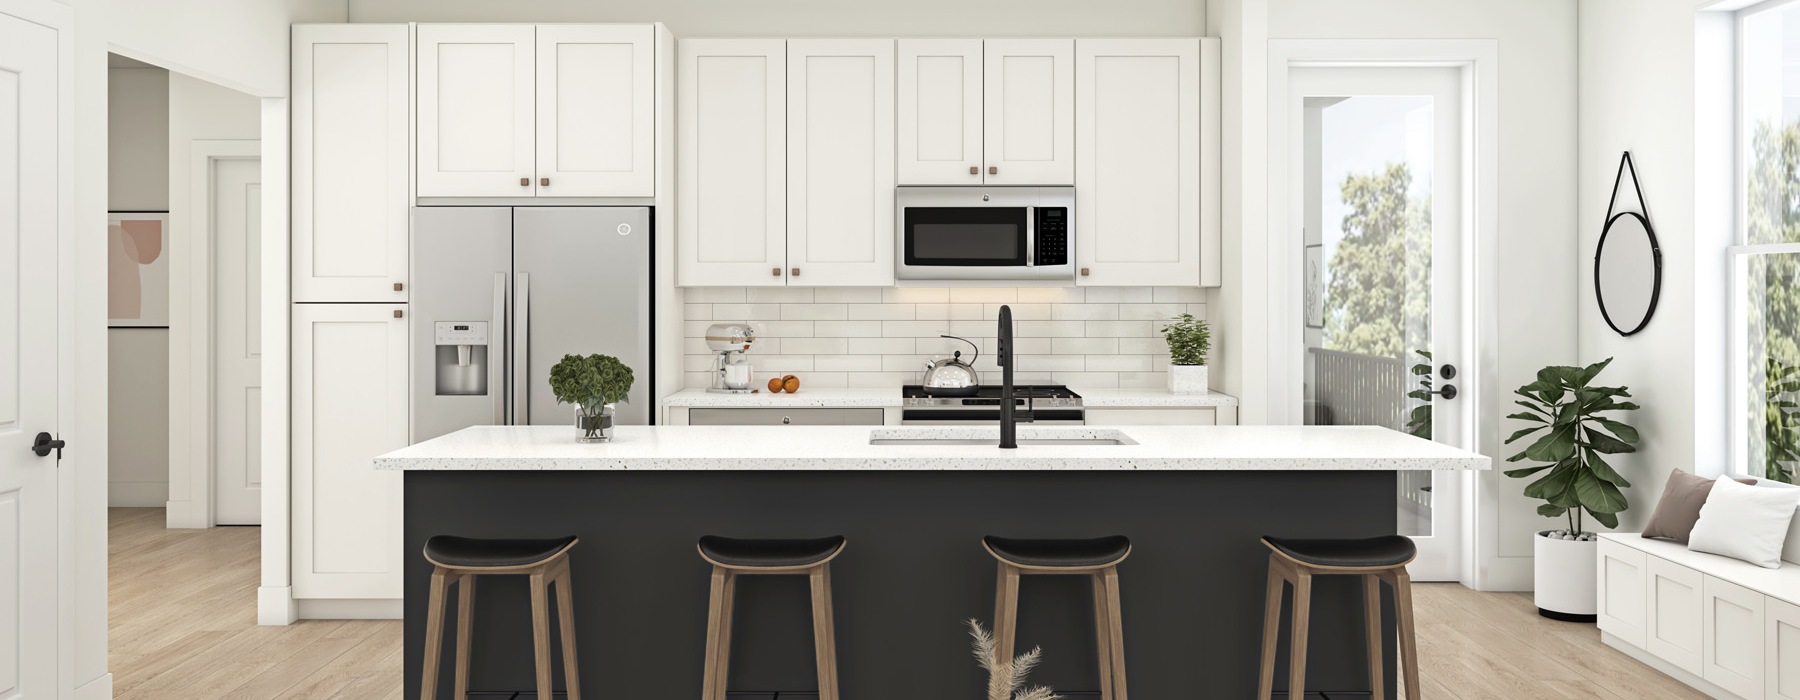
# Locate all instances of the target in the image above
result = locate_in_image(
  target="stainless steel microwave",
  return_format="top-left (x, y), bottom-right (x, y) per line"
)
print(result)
top-left (895, 187), bottom-right (1075, 282)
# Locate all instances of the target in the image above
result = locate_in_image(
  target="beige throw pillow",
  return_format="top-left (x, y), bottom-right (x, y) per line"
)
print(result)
top-left (1641, 469), bottom-right (1757, 543)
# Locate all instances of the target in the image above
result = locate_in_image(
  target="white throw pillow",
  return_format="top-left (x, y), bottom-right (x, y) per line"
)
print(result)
top-left (1689, 475), bottom-right (1800, 568)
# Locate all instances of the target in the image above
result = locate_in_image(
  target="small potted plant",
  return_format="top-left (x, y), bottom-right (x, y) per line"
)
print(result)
top-left (1160, 313), bottom-right (1211, 394)
top-left (549, 353), bottom-right (634, 442)
top-left (1504, 357), bottom-right (1639, 621)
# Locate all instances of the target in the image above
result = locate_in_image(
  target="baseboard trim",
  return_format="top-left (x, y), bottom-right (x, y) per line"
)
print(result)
top-left (74, 672), bottom-right (113, 700)
top-left (163, 499), bottom-right (207, 529)
top-left (107, 481), bottom-right (167, 507)
top-left (258, 585), bottom-right (297, 626)
top-left (297, 597), bottom-right (403, 620)
top-left (1601, 632), bottom-right (1742, 700)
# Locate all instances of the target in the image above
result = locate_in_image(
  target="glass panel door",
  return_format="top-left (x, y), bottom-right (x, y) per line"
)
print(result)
top-left (1292, 66), bottom-right (1469, 580)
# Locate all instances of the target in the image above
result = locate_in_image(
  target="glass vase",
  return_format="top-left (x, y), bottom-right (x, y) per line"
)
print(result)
top-left (575, 404), bottom-right (616, 443)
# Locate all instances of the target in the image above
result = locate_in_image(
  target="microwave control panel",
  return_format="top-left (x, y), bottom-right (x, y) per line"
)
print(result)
top-left (1035, 207), bottom-right (1070, 266)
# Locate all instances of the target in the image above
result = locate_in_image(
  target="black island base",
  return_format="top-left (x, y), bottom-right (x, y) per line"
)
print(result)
top-left (404, 469), bottom-right (1404, 699)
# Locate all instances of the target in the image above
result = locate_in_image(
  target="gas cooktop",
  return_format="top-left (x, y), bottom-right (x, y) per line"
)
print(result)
top-left (900, 384), bottom-right (1083, 407)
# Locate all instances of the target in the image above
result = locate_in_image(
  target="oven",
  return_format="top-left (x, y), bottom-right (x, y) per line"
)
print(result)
top-left (895, 187), bottom-right (1075, 282)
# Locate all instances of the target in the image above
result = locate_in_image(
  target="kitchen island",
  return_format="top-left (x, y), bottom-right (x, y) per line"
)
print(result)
top-left (378, 424), bottom-right (1488, 699)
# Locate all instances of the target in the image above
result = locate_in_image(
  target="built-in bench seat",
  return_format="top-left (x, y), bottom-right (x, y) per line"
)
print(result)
top-left (1597, 528), bottom-right (1800, 700)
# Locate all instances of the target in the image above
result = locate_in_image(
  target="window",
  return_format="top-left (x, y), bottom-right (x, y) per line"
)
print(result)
top-left (1735, 1), bottom-right (1800, 483)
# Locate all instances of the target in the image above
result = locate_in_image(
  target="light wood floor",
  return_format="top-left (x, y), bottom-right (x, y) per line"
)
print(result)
top-left (107, 507), bottom-right (1700, 699)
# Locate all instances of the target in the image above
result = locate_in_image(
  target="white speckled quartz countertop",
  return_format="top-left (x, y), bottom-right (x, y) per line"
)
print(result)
top-left (658, 387), bottom-right (1239, 408)
top-left (374, 424), bottom-right (1487, 471)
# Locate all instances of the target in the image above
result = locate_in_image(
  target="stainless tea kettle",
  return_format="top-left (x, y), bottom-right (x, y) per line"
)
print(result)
top-left (922, 335), bottom-right (981, 396)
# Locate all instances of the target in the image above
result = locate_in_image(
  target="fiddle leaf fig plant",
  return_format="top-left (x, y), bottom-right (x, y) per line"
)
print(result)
top-left (549, 353), bottom-right (634, 418)
top-left (1503, 357), bottom-right (1640, 535)
top-left (1159, 313), bottom-right (1211, 366)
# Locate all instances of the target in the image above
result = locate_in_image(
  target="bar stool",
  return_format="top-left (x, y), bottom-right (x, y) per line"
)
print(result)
top-left (697, 535), bottom-right (847, 700)
top-left (419, 535), bottom-right (581, 700)
top-left (1255, 534), bottom-right (1420, 700)
top-left (984, 535), bottom-right (1132, 700)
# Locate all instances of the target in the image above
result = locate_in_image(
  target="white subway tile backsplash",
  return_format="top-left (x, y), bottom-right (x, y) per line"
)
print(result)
top-left (747, 287), bottom-right (815, 304)
top-left (782, 304), bottom-right (848, 321)
top-left (682, 287), bottom-right (1208, 390)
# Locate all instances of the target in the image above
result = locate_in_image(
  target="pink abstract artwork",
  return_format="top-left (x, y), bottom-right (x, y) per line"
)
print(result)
top-left (108, 213), bottom-right (170, 327)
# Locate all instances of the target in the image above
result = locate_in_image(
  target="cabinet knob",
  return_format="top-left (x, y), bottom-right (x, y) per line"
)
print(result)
top-left (791, 267), bottom-right (801, 277)
top-left (1080, 268), bottom-right (1091, 277)
top-left (772, 267), bottom-right (782, 276)
top-left (969, 166), bottom-right (978, 175)
top-left (989, 166), bottom-right (998, 175)
top-left (520, 177), bottom-right (530, 187)
top-left (393, 309), bottom-right (404, 318)
top-left (393, 282), bottom-right (404, 292)
top-left (540, 177), bottom-right (550, 187)
top-left (782, 416), bottom-right (792, 425)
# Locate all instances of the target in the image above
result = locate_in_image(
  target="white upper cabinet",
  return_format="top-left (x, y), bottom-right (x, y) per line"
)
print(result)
top-left (983, 39), bottom-right (1074, 185)
top-left (897, 39), bottom-right (983, 185)
top-left (417, 25), bottom-right (537, 197)
top-left (1074, 38), bottom-right (1200, 287)
top-left (787, 39), bottom-right (895, 287)
top-left (419, 24), bottom-right (658, 198)
top-left (536, 25), bottom-right (655, 197)
top-left (292, 25), bottom-right (411, 303)
top-left (679, 39), bottom-right (788, 287)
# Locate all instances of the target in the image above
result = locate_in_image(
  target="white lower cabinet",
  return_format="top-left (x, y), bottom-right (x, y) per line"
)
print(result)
top-left (1770, 597), bottom-right (1800, 700)
top-left (1597, 538), bottom-right (1647, 647)
top-left (1648, 557), bottom-right (1705, 675)
top-left (1707, 576), bottom-right (1769, 699)
top-left (292, 304), bottom-right (408, 600)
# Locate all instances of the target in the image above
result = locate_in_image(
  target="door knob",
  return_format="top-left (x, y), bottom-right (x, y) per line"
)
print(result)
top-left (30, 432), bottom-right (64, 458)
top-left (989, 166), bottom-right (998, 175)
top-left (1426, 385), bottom-right (1458, 400)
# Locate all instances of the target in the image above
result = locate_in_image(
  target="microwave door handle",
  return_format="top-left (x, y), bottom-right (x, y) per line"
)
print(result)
top-left (1025, 206), bottom-right (1036, 267)
top-left (514, 272), bottom-right (530, 425)
top-left (493, 272), bottom-right (507, 425)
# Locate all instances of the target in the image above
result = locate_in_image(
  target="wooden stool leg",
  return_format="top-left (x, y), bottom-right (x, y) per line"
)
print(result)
top-left (810, 564), bottom-right (841, 700)
top-left (1091, 572), bottom-right (1114, 700)
top-left (421, 567), bottom-right (453, 700)
top-left (701, 566), bottom-right (733, 700)
top-left (530, 568), bottom-right (554, 700)
top-left (1287, 568), bottom-right (1313, 700)
top-left (454, 574), bottom-right (476, 700)
top-left (1390, 569), bottom-right (1421, 700)
top-left (993, 562), bottom-right (1021, 668)
top-left (555, 563), bottom-right (581, 700)
top-left (1256, 558), bottom-right (1285, 700)
top-left (1362, 574), bottom-right (1384, 699)
top-left (1100, 566), bottom-right (1128, 700)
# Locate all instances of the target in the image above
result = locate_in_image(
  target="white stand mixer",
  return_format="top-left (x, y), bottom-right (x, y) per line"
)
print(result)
top-left (704, 323), bottom-right (757, 394)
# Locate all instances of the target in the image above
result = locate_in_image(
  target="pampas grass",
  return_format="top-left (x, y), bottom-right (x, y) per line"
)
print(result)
top-left (967, 619), bottom-right (1063, 700)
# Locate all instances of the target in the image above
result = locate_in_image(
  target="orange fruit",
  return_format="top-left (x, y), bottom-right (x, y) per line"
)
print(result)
top-left (767, 377), bottom-right (784, 393)
top-left (783, 375), bottom-right (800, 393)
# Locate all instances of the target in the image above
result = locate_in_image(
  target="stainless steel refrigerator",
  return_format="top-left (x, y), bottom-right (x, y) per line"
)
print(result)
top-left (411, 206), bottom-right (652, 442)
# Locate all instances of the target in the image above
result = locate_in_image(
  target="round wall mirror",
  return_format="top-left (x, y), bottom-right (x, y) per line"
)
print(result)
top-left (1594, 211), bottom-right (1663, 336)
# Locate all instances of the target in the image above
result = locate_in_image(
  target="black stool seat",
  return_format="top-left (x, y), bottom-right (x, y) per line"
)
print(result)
top-left (1261, 535), bottom-right (1416, 568)
top-left (983, 535), bottom-right (1132, 568)
top-left (424, 535), bottom-right (578, 568)
top-left (698, 535), bottom-right (846, 568)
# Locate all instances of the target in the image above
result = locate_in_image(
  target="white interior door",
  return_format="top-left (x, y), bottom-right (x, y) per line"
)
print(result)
top-left (0, 4), bottom-right (62, 694)
top-left (1290, 66), bottom-right (1469, 580)
top-left (213, 157), bottom-right (262, 524)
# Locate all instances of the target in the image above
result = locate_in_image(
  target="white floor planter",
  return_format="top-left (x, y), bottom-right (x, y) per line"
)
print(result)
top-left (1168, 364), bottom-right (1209, 394)
top-left (1534, 530), bottom-right (1597, 621)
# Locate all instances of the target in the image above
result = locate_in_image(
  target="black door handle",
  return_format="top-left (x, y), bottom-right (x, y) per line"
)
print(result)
top-left (31, 432), bottom-right (65, 458)
top-left (1426, 385), bottom-right (1458, 400)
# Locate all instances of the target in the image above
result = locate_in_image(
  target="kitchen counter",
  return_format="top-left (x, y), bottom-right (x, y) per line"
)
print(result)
top-left (658, 386), bottom-right (1241, 408)
top-left (375, 424), bottom-right (1487, 471)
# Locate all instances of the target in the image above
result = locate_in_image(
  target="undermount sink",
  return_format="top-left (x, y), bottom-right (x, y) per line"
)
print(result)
top-left (867, 428), bottom-right (1138, 447)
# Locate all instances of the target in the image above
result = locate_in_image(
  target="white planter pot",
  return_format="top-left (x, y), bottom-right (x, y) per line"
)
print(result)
top-left (1533, 530), bottom-right (1597, 621)
top-left (1168, 364), bottom-right (1209, 394)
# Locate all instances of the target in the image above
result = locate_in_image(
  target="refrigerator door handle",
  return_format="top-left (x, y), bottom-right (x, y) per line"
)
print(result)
top-left (514, 272), bottom-right (531, 425)
top-left (492, 272), bottom-right (507, 425)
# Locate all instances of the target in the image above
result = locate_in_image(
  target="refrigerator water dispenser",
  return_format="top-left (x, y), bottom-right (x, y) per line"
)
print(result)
top-left (434, 322), bottom-right (489, 396)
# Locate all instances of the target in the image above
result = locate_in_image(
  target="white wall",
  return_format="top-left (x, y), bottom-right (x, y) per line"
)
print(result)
top-left (348, 0), bottom-right (1207, 36)
top-left (106, 65), bottom-right (171, 508)
top-left (165, 73), bottom-right (261, 529)
top-left (1211, 0), bottom-right (1580, 588)
top-left (1577, 0), bottom-right (1731, 532)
